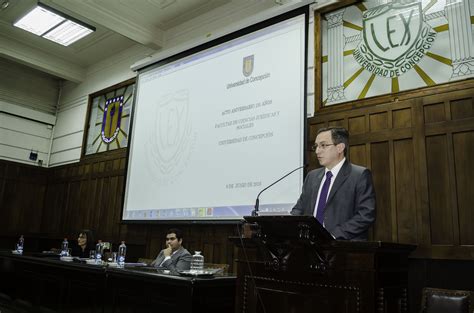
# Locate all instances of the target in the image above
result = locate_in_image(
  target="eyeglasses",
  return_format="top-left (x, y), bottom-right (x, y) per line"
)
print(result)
top-left (310, 143), bottom-right (335, 151)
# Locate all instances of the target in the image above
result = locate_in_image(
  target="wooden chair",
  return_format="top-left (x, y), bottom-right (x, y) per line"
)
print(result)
top-left (420, 287), bottom-right (473, 313)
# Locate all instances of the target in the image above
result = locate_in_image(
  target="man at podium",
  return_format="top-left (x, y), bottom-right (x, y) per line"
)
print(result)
top-left (291, 127), bottom-right (375, 240)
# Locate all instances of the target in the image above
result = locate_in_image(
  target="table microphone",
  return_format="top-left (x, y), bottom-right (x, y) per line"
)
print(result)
top-left (251, 164), bottom-right (307, 216)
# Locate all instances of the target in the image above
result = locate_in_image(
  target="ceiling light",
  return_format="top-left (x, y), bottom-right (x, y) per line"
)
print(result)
top-left (13, 2), bottom-right (95, 46)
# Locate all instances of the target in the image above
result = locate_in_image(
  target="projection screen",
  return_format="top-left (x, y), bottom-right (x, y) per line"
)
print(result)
top-left (123, 8), bottom-right (308, 221)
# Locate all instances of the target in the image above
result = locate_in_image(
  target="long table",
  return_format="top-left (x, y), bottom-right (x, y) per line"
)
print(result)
top-left (0, 251), bottom-right (236, 313)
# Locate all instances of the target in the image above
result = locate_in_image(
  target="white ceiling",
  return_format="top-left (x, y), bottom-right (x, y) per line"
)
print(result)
top-left (0, 0), bottom-right (306, 83)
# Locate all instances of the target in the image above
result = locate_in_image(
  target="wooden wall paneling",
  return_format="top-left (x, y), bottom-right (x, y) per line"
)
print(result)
top-left (370, 141), bottom-right (392, 242)
top-left (312, 122), bottom-right (326, 135)
top-left (0, 163), bottom-right (5, 232)
top-left (328, 119), bottom-right (346, 128)
top-left (96, 176), bottom-right (110, 241)
top-left (388, 138), bottom-right (399, 243)
top-left (348, 115), bottom-right (366, 135)
top-left (223, 225), bottom-right (237, 265)
top-left (87, 177), bottom-right (101, 233)
top-left (64, 180), bottom-right (82, 235)
top-left (445, 131), bottom-right (461, 246)
top-left (420, 88), bottom-right (474, 251)
top-left (307, 124), bottom-right (320, 171)
top-left (443, 99), bottom-right (462, 247)
top-left (412, 99), bottom-right (431, 247)
top-left (146, 225), bottom-right (169, 259)
top-left (41, 182), bottom-right (66, 235)
top-left (112, 175), bottom-right (125, 239)
top-left (393, 139), bottom-right (417, 244)
top-left (308, 84), bottom-right (473, 258)
top-left (425, 135), bottom-right (453, 245)
top-left (98, 175), bottom-right (119, 239)
top-left (94, 174), bottom-right (116, 240)
top-left (349, 144), bottom-right (367, 168)
top-left (423, 102), bottom-right (445, 124)
top-left (81, 177), bottom-right (97, 231)
top-left (450, 97), bottom-right (473, 120)
top-left (119, 222), bottom-right (150, 250)
top-left (19, 181), bottom-right (45, 234)
top-left (2, 82), bottom-right (474, 263)
top-left (392, 107), bottom-right (412, 129)
top-left (365, 142), bottom-right (374, 240)
top-left (214, 225), bottom-right (237, 266)
top-left (369, 112), bottom-right (388, 131)
top-left (0, 163), bottom-right (47, 234)
top-left (203, 241), bottom-right (214, 264)
top-left (453, 131), bottom-right (474, 245)
top-left (91, 162), bottom-right (106, 232)
top-left (0, 182), bottom-right (21, 233)
top-left (72, 178), bottom-right (87, 234)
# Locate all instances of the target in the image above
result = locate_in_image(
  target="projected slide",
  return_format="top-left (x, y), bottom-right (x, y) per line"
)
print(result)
top-left (124, 13), bottom-right (306, 221)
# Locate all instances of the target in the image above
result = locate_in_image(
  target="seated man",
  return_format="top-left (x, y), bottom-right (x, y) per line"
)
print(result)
top-left (151, 228), bottom-right (192, 273)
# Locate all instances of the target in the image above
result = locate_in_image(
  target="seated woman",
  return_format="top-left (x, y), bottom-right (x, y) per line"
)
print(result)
top-left (71, 229), bottom-right (95, 258)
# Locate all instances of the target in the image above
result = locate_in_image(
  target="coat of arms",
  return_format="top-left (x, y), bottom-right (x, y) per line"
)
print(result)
top-left (243, 55), bottom-right (254, 77)
top-left (101, 96), bottom-right (123, 144)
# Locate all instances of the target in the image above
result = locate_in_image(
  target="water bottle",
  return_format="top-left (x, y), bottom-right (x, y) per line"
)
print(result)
top-left (60, 238), bottom-right (69, 256)
top-left (95, 240), bottom-right (103, 263)
top-left (190, 251), bottom-right (204, 274)
top-left (117, 241), bottom-right (126, 267)
top-left (16, 235), bottom-right (24, 255)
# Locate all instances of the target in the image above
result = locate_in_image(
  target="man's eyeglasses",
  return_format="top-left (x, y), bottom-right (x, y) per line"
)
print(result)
top-left (310, 143), bottom-right (335, 151)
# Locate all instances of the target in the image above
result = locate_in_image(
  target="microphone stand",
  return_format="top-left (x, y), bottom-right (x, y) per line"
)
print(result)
top-left (251, 165), bottom-right (306, 216)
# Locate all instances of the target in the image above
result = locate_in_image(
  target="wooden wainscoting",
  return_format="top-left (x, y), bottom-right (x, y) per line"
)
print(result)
top-left (310, 80), bottom-right (474, 259)
top-left (0, 150), bottom-right (238, 269)
top-left (1, 80), bottom-right (472, 265)
top-left (0, 161), bottom-right (47, 235)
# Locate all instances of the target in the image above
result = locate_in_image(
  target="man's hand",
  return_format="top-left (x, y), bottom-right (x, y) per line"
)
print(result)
top-left (163, 244), bottom-right (172, 257)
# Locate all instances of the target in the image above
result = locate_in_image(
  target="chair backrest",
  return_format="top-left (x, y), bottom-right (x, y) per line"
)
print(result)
top-left (421, 287), bottom-right (472, 313)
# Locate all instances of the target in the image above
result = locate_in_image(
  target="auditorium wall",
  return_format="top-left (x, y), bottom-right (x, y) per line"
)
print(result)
top-left (0, 58), bottom-right (57, 166)
top-left (1, 3), bottom-right (473, 311)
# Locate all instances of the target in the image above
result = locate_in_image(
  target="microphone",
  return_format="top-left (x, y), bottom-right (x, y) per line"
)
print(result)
top-left (251, 164), bottom-right (307, 216)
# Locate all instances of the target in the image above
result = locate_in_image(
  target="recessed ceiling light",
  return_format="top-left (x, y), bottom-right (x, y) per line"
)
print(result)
top-left (13, 2), bottom-right (95, 46)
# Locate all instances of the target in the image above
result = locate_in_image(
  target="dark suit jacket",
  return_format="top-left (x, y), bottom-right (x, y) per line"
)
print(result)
top-left (71, 245), bottom-right (92, 258)
top-left (151, 246), bottom-right (192, 273)
top-left (291, 160), bottom-right (376, 240)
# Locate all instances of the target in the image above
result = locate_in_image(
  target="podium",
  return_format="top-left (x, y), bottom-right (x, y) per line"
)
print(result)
top-left (233, 216), bottom-right (415, 313)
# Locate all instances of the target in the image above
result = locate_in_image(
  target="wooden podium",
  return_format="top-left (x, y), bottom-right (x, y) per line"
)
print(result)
top-left (233, 216), bottom-right (415, 313)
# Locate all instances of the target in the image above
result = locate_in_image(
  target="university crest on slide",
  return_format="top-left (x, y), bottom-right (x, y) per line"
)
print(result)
top-left (101, 95), bottom-right (123, 143)
top-left (242, 55), bottom-right (254, 77)
top-left (147, 89), bottom-right (194, 184)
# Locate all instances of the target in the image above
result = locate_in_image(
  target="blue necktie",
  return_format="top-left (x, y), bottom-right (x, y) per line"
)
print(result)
top-left (315, 171), bottom-right (333, 224)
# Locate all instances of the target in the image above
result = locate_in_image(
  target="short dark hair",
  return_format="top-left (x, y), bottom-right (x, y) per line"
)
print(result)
top-left (79, 229), bottom-right (95, 250)
top-left (166, 228), bottom-right (183, 240)
top-left (317, 127), bottom-right (349, 156)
